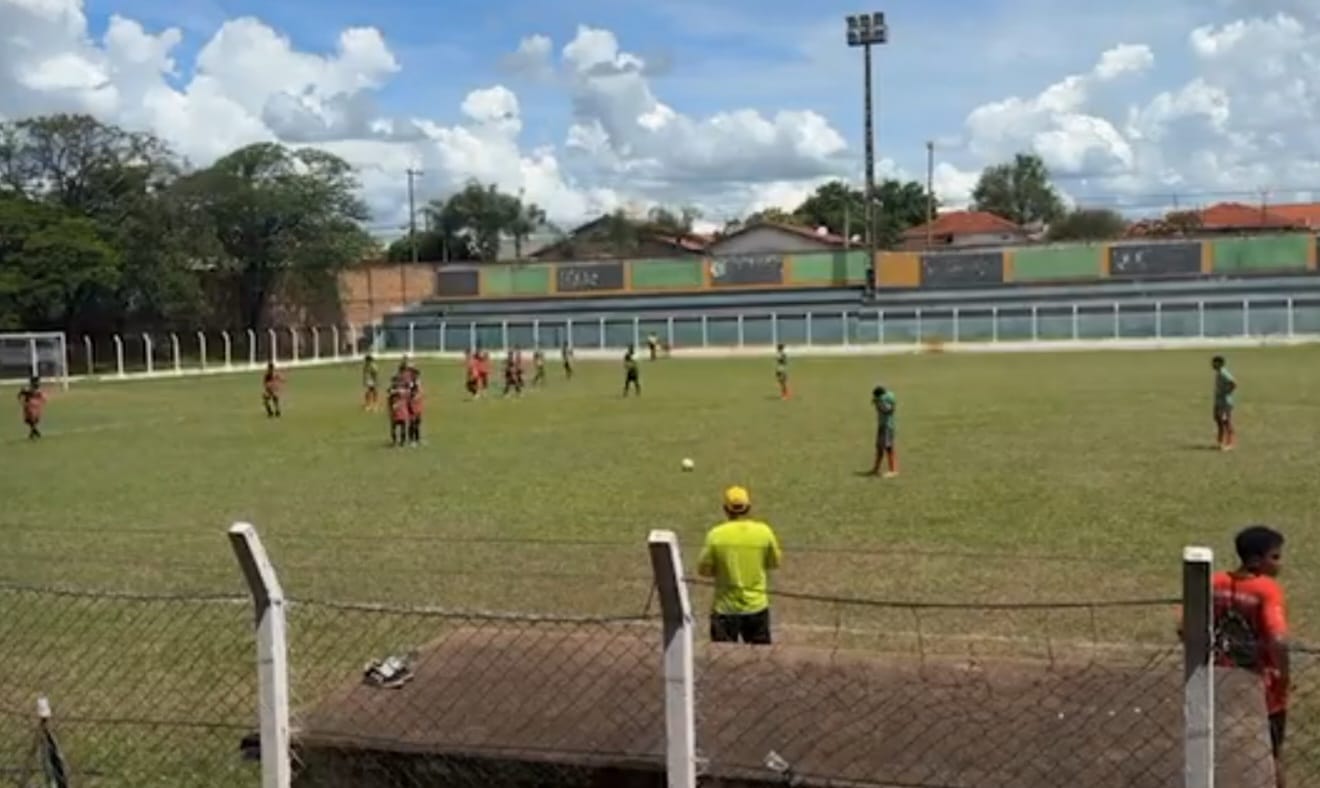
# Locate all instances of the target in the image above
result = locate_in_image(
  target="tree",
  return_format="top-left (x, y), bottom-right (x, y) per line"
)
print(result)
top-left (507, 200), bottom-right (547, 259)
top-left (787, 179), bottom-right (935, 247)
top-left (433, 181), bottom-right (546, 261)
top-left (644, 205), bottom-right (700, 236)
top-left (971, 153), bottom-right (1065, 226)
top-left (180, 143), bottom-right (372, 329)
top-left (385, 230), bottom-right (475, 263)
top-left (742, 207), bottom-right (795, 227)
top-left (1046, 208), bottom-right (1127, 242)
top-left (0, 196), bottom-right (120, 330)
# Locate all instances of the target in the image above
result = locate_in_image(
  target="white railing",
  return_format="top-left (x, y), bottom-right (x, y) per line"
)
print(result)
top-left (18, 296), bottom-right (1315, 384)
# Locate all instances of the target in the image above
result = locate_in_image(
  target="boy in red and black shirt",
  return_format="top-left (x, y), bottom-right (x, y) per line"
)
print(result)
top-left (464, 351), bottom-right (481, 399)
top-left (477, 351), bottom-right (491, 392)
top-left (503, 350), bottom-right (523, 397)
top-left (262, 362), bottom-right (283, 418)
top-left (1211, 525), bottom-right (1290, 787)
top-left (387, 374), bottom-right (410, 446)
top-left (17, 376), bottom-right (45, 439)
top-left (406, 372), bottom-right (424, 446)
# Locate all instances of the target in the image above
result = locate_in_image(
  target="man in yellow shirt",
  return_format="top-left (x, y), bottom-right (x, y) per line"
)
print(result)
top-left (697, 486), bottom-right (783, 645)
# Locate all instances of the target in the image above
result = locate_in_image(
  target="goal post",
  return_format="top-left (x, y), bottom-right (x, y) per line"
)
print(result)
top-left (0, 333), bottom-right (69, 390)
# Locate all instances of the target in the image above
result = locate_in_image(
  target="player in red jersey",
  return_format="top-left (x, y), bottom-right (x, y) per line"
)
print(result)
top-left (406, 371), bottom-right (424, 446)
top-left (262, 362), bottom-right (283, 418)
top-left (476, 350), bottom-right (491, 393)
top-left (16, 376), bottom-right (46, 439)
top-left (464, 351), bottom-right (482, 398)
top-left (387, 374), bottom-right (410, 446)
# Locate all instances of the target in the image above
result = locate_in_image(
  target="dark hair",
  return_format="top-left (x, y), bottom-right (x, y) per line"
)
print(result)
top-left (1235, 525), bottom-right (1284, 563)
top-left (872, 386), bottom-right (886, 398)
top-left (1212, 355), bottom-right (1225, 366)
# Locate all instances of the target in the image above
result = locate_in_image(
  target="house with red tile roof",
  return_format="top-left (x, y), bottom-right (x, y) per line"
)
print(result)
top-left (706, 220), bottom-right (850, 256)
top-left (1195, 202), bottom-right (1301, 233)
top-left (1260, 202), bottom-right (1320, 231)
top-left (899, 210), bottom-right (1028, 251)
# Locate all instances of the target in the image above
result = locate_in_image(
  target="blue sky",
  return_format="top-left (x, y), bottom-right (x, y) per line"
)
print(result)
top-left (15, 0), bottom-right (1320, 226)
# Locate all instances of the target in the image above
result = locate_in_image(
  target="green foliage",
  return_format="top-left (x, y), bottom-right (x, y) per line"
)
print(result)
top-left (178, 143), bottom-right (372, 329)
top-left (971, 153), bottom-right (1065, 226)
top-left (745, 179), bottom-right (935, 249)
top-left (1046, 208), bottom-right (1128, 242)
top-left (428, 180), bottom-right (547, 261)
top-left (0, 195), bottom-right (120, 330)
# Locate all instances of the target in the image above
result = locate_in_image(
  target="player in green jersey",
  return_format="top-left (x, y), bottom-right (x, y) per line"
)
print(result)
top-left (869, 385), bottom-right (898, 478)
top-left (1212, 356), bottom-right (1237, 451)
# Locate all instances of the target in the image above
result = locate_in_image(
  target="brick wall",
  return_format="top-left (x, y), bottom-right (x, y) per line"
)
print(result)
top-left (338, 263), bottom-right (436, 325)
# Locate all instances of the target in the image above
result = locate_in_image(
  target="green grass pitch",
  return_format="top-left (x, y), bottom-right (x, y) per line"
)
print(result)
top-left (4, 346), bottom-right (1320, 644)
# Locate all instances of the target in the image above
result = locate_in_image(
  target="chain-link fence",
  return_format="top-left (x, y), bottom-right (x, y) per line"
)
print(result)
top-left (0, 583), bottom-right (256, 787)
top-left (4, 530), bottom-right (1318, 787)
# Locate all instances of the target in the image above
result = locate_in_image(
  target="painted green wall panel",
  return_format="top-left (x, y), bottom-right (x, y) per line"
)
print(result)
top-left (483, 266), bottom-right (551, 296)
top-left (1211, 235), bottom-right (1309, 273)
top-left (630, 259), bottom-right (704, 289)
top-left (1012, 245), bottom-right (1104, 281)
top-left (789, 251), bottom-right (871, 285)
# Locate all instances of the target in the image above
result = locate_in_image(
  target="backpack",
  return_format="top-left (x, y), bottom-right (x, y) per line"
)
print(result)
top-left (1213, 577), bottom-right (1261, 670)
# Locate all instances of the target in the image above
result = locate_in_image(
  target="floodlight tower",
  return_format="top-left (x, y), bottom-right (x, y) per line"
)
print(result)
top-left (846, 12), bottom-right (888, 275)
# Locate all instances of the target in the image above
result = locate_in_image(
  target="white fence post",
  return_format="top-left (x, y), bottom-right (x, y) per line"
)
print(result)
top-left (267, 329), bottom-right (277, 363)
top-left (171, 333), bottom-right (181, 374)
top-left (1113, 303), bottom-right (1120, 340)
top-left (700, 315), bottom-right (709, 348)
top-left (311, 327), bottom-right (320, 361)
top-left (113, 335), bottom-right (125, 377)
top-left (1072, 305), bottom-right (1079, 341)
top-left (647, 530), bottom-right (697, 788)
top-left (842, 310), bottom-right (851, 346)
top-left (736, 314), bottom-right (745, 348)
top-left (289, 328), bottom-right (299, 363)
top-left (143, 334), bottom-right (154, 375)
top-left (439, 322), bottom-right (448, 353)
top-left (598, 317), bottom-right (606, 350)
top-left (952, 307), bottom-right (960, 344)
top-left (248, 330), bottom-right (257, 367)
top-left (1287, 297), bottom-right (1295, 337)
top-left (1156, 302), bottom-right (1163, 340)
top-left (878, 310), bottom-right (885, 344)
top-left (1242, 299), bottom-right (1250, 337)
top-left (229, 523), bottom-right (293, 788)
top-left (468, 322), bottom-right (477, 353)
top-left (332, 326), bottom-right (341, 360)
top-left (1198, 301), bottom-right (1206, 338)
top-left (83, 335), bottom-right (93, 376)
top-left (666, 316), bottom-right (675, 349)
top-left (197, 332), bottom-right (207, 372)
top-left (771, 313), bottom-right (779, 347)
top-left (1182, 546), bottom-right (1214, 788)
top-left (805, 312), bottom-right (813, 346)
top-left (223, 332), bottom-right (232, 369)
top-left (347, 325), bottom-right (358, 358)
top-left (532, 319), bottom-right (540, 349)
top-left (633, 316), bottom-right (641, 349)
top-left (915, 308), bottom-right (923, 344)
top-left (1030, 306), bottom-right (1039, 342)
top-left (409, 322), bottom-right (417, 355)
top-left (991, 307), bottom-right (999, 343)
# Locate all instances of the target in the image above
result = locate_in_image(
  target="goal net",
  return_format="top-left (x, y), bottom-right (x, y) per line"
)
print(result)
top-left (0, 333), bottom-right (69, 389)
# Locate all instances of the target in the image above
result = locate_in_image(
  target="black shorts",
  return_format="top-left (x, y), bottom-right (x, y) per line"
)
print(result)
top-left (626, 371), bottom-right (639, 382)
top-left (1214, 405), bottom-right (1233, 424)
top-left (710, 609), bottom-right (772, 645)
top-left (1270, 711), bottom-right (1286, 758)
top-left (876, 425), bottom-right (895, 450)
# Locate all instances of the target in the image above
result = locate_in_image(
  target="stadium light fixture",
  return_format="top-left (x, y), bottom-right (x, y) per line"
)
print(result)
top-left (845, 12), bottom-right (887, 288)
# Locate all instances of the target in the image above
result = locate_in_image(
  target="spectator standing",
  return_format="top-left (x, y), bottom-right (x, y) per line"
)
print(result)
top-left (697, 486), bottom-right (783, 645)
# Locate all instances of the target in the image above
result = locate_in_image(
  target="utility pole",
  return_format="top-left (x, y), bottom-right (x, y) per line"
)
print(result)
top-left (405, 167), bottom-right (423, 307)
top-left (925, 140), bottom-right (935, 250)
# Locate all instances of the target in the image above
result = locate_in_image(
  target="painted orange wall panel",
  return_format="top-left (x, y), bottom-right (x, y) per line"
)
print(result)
top-left (1310, 238), bottom-right (1318, 271)
top-left (1003, 250), bottom-right (1016, 284)
top-left (1201, 241), bottom-right (1214, 275)
top-left (876, 252), bottom-right (920, 287)
top-left (1099, 244), bottom-right (1112, 277)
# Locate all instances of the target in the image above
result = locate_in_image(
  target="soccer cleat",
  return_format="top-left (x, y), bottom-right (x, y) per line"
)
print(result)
top-left (883, 471), bottom-right (899, 479)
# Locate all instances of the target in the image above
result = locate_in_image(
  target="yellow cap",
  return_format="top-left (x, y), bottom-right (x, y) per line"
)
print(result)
top-left (723, 485), bottom-right (751, 513)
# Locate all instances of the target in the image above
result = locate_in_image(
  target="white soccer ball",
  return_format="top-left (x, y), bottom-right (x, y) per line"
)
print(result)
top-left (681, 458), bottom-right (695, 472)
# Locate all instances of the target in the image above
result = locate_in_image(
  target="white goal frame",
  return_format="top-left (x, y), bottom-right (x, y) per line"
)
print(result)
top-left (0, 332), bottom-right (69, 390)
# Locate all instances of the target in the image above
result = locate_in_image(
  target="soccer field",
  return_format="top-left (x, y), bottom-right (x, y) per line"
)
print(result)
top-left (4, 346), bottom-right (1320, 643)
